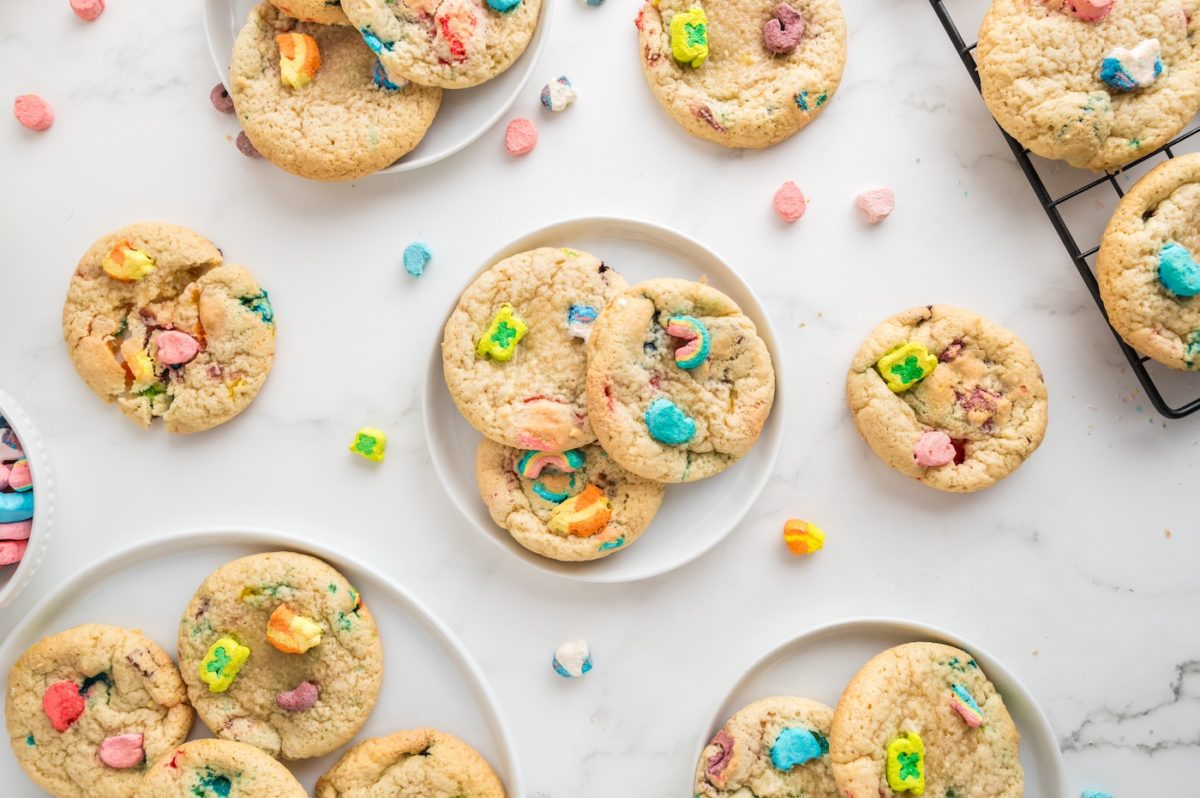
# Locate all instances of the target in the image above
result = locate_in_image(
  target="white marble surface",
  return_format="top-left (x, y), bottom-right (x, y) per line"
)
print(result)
top-left (1, 0), bottom-right (1198, 796)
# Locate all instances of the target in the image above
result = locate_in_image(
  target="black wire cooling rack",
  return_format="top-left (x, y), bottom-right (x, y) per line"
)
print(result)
top-left (930, 0), bottom-right (1200, 419)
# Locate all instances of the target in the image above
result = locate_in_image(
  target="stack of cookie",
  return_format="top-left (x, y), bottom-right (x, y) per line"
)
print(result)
top-left (228, 0), bottom-right (544, 181)
top-left (695, 642), bottom-right (1023, 798)
top-left (442, 247), bottom-right (776, 563)
top-left (5, 551), bottom-right (508, 798)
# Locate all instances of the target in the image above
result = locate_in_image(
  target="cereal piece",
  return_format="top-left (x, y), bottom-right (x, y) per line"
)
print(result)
top-left (774, 181), bottom-right (808, 222)
top-left (0, 520), bottom-right (32, 540)
top-left (403, 242), bottom-right (432, 277)
top-left (101, 241), bottom-right (156, 282)
top-left (517, 449), bottom-right (584, 478)
top-left (783, 518), bottom-right (824, 555)
top-left (13, 95), bottom-right (54, 131)
top-left (763, 2), bottom-right (804, 55)
top-left (236, 131), bottom-right (262, 158)
top-left (70, 0), bottom-right (105, 21)
top-left (540, 76), bottom-right (577, 111)
top-left (98, 734), bottom-right (145, 769)
top-left (8, 458), bottom-right (31, 492)
top-left (666, 315), bottom-right (710, 369)
top-left (769, 726), bottom-right (828, 770)
top-left (276, 681), bottom-right (319, 712)
top-left (276, 32), bottom-right (322, 89)
top-left (487, 0), bottom-right (522, 11)
top-left (856, 187), bottom-right (895, 224)
top-left (949, 683), bottom-right (984, 728)
top-left (670, 7), bottom-right (709, 67)
top-left (210, 83), bottom-right (235, 113)
top-left (552, 638), bottom-right (592, 677)
top-left (0, 492), bottom-right (34, 523)
top-left (0, 539), bottom-right (28, 565)
top-left (476, 304), bottom-right (528, 361)
top-left (1066, 0), bottom-right (1112, 20)
top-left (567, 304), bottom-right (599, 340)
top-left (267, 604), bottom-right (324, 654)
top-left (42, 681), bottom-right (85, 732)
top-left (913, 430), bottom-right (955, 467)
top-left (1158, 242), bottom-right (1200, 297)
top-left (349, 426), bottom-right (387, 462)
top-left (885, 731), bottom-right (925, 795)
top-left (876, 341), bottom-right (937, 393)
top-left (154, 331), bottom-right (201, 366)
top-left (198, 637), bottom-right (250, 692)
top-left (643, 397), bottom-right (696, 445)
top-left (548, 484), bottom-right (613, 536)
top-left (505, 117), bottom-right (538, 155)
top-left (1100, 39), bottom-right (1163, 92)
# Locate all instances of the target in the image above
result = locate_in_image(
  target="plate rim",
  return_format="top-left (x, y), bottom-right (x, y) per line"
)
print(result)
top-left (0, 525), bottom-right (526, 798)
top-left (202, 0), bottom-right (553, 175)
top-left (692, 616), bottom-right (1067, 796)
top-left (421, 215), bottom-right (786, 584)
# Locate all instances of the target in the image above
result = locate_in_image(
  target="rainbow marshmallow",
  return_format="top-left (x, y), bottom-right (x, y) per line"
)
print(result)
top-left (949, 683), bottom-right (983, 727)
top-left (516, 449), bottom-right (584, 479)
top-left (666, 315), bottom-right (711, 369)
top-left (277, 32), bottom-right (322, 89)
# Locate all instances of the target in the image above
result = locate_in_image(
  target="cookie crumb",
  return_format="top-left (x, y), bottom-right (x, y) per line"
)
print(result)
top-left (403, 242), bottom-right (432, 277)
top-left (505, 118), bottom-right (538, 155)
top-left (855, 187), bottom-right (895, 224)
top-left (69, 0), bottom-right (104, 21)
top-left (13, 95), bottom-right (53, 131)
top-left (552, 639), bottom-right (592, 678)
top-left (773, 181), bottom-right (807, 222)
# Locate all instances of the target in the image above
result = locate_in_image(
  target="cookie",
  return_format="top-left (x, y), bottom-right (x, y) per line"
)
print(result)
top-left (341, 0), bottom-right (544, 89)
top-left (1097, 153), bottom-right (1200, 369)
top-left (475, 439), bottom-right (666, 561)
top-left (845, 305), bottom-right (1048, 493)
top-left (177, 552), bottom-right (383, 759)
top-left (977, 0), bottom-right (1200, 171)
top-left (5, 624), bottom-right (193, 798)
top-left (830, 642), bottom-right (1023, 798)
top-left (231, 2), bottom-right (442, 182)
top-left (584, 278), bottom-right (776, 483)
top-left (62, 223), bottom-right (276, 434)
top-left (314, 728), bottom-right (507, 798)
top-left (636, 0), bottom-right (847, 148)
top-left (441, 247), bottom-right (628, 452)
top-left (134, 739), bottom-right (307, 797)
top-left (271, 0), bottom-right (350, 25)
top-left (695, 696), bottom-right (838, 798)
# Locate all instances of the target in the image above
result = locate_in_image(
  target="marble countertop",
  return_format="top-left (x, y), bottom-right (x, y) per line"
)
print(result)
top-left (1, 0), bottom-right (1197, 795)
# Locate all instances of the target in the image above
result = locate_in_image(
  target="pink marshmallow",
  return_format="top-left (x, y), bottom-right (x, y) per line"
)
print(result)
top-left (505, 118), bottom-right (538, 156)
top-left (98, 734), bottom-right (145, 769)
top-left (1065, 0), bottom-right (1112, 21)
top-left (914, 430), bottom-right (955, 467)
top-left (155, 331), bottom-right (200, 366)
top-left (70, 0), bottom-right (105, 21)
top-left (0, 520), bottom-right (32, 541)
top-left (0, 539), bottom-right (28, 566)
top-left (13, 95), bottom-right (54, 131)
top-left (0, 463), bottom-right (9, 490)
top-left (8, 458), bottom-right (30, 491)
top-left (774, 181), bottom-right (808, 222)
top-left (855, 187), bottom-right (895, 224)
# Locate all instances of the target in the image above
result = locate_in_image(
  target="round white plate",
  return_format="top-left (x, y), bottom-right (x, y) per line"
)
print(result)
top-left (0, 528), bottom-right (524, 797)
top-left (203, 0), bottom-right (552, 174)
top-left (695, 618), bottom-right (1066, 797)
top-left (0, 388), bottom-right (53, 610)
top-left (423, 217), bottom-right (785, 583)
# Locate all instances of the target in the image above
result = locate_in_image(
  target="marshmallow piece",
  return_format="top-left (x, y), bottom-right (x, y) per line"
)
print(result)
top-left (540, 76), bottom-right (577, 111)
top-left (770, 726), bottom-right (827, 770)
top-left (774, 181), bottom-right (808, 222)
top-left (0, 463), bottom-right (8, 490)
top-left (1066, 0), bottom-right (1113, 20)
top-left (403, 242), bottom-right (432, 277)
top-left (505, 117), bottom-right (538, 155)
top-left (0, 492), bottom-right (33, 523)
top-left (199, 637), bottom-right (250, 692)
top-left (1100, 39), bottom-right (1163, 92)
top-left (856, 187), bottom-right (895, 224)
top-left (548, 484), bottom-right (612, 537)
top-left (42, 681), bottom-right (84, 731)
top-left (487, 0), bottom-right (521, 11)
top-left (0, 539), bottom-right (27, 565)
top-left (644, 398), bottom-right (696, 444)
top-left (949, 683), bottom-right (984, 728)
top-left (98, 734), bottom-right (145, 769)
top-left (8, 458), bottom-right (31, 492)
top-left (552, 638), bottom-right (592, 678)
top-left (70, 0), bottom-right (105, 21)
top-left (876, 342), bottom-right (938, 393)
top-left (0, 520), bottom-right (33, 541)
top-left (277, 33), bottom-right (322, 89)
top-left (783, 518), bottom-right (825, 555)
top-left (567, 304), bottom-right (599, 340)
top-left (477, 304), bottom-right (528, 360)
top-left (670, 7), bottom-right (709, 67)
top-left (350, 427), bottom-right (388, 462)
top-left (102, 241), bottom-right (156, 282)
top-left (763, 2), bottom-right (804, 55)
top-left (666, 315), bottom-right (711, 370)
top-left (267, 604), bottom-right (324, 654)
top-left (13, 95), bottom-right (54, 131)
top-left (1, 426), bottom-right (23, 459)
top-left (913, 430), bottom-right (955, 467)
top-left (885, 731), bottom-right (926, 795)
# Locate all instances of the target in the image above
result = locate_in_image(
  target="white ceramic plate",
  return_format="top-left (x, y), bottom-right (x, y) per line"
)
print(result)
top-left (203, 0), bottom-right (552, 174)
top-left (0, 528), bottom-right (524, 797)
top-left (423, 217), bottom-right (785, 583)
top-left (0, 388), bottom-right (53, 610)
top-left (695, 618), bottom-right (1067, 797)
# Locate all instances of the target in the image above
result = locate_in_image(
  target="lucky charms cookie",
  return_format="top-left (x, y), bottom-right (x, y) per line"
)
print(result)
top-left (1097, 153), bottom-right (1200, 369)
top-left (830, 642), bottom-right (1024, 798)
top-left (696, 696), bottom-right (839, 798)
top-left (314, 729), bottom-right (508, 798)
top-left (135, 739), bottom-right (307, 798)
top-left (5, 624), bottom-right (194, 798)
top-left (177, 552), bottom-right (383, 759)
top-left (977, 0), bottom-right (1200, 171)
top-left (475, 440), bottom-right (666, 561)
top-left (442, 247), bottom-right (628, 452)
top-left (231, 2), bottom-right (442, 181)
top-left (846, 305), bottom-right (1048, 493)
top-left (585, 278), bottom-right (776, 483)
top-left (341, 0), bottom-right (544, 89)
top-left (62, 223), bottom-right (276, 434)
top-left (636, 0), bottom-right (847, 147)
